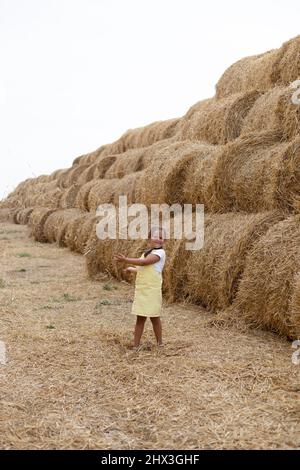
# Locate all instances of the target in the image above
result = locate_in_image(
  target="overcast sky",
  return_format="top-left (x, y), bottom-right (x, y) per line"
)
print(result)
top-left (0, 0), bottom-right (299, 198)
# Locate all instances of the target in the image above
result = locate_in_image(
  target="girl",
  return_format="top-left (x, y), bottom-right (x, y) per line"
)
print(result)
top-left (114, 226), bottom-right (166, 351)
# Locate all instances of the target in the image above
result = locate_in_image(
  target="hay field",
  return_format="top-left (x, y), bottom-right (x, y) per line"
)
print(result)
top-left (0, 222), bottom-right (299, 450)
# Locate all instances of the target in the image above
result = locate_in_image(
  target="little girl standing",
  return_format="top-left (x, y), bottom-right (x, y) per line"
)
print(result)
top-left (114, 226), bottom-right (166, 351)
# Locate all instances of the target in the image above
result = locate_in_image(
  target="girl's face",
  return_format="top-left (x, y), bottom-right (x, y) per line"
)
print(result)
top-left (149, 229), bottom-right (165, 247)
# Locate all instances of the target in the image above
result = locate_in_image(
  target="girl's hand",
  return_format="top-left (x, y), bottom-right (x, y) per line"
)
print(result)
top-left (123, 267), bottom-right (137, 273)
top-left (114, 253), bottom-right (128, 262)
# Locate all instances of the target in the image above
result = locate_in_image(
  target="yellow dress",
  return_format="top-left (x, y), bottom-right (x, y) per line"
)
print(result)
top-left (131, 254), bottom-right (163, 317)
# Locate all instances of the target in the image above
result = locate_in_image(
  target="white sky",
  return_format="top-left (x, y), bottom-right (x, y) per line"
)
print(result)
top-left (0, 0), bottom-right (299, 198)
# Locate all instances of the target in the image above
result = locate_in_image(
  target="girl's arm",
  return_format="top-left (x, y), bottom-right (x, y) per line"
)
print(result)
top-left (114, 253), bottom-right (160, 266)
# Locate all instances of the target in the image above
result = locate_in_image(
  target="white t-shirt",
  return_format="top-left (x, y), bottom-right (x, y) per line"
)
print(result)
top-left (150, 248), bottom-right (166, 274)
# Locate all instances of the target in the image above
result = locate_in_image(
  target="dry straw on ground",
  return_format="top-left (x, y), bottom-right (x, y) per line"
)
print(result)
top-left (207, 132), bottom-right (300, 213)
top-left (229, 215), bottom-right (300, 339)
top-left (179, 91), bottom-right (261, 144)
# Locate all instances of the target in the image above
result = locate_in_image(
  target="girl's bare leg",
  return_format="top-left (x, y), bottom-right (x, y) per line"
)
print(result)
top-left (150, 317), bottom-right (162, 345)
top-left (134, 315), bottom-right (147, 347)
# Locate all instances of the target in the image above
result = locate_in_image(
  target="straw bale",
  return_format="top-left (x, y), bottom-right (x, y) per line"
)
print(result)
top-left (113, 172), bottom-right (144, 206)
top-left (74, 180), bottom-right (97, 211)
top-left (64, 213), bottom-right (100, 254)
top-left (231, 215), bottom-right (300, 339)
top-left (105, 149), bottom-right (146, 179)
top-left (15, 207), bottom-right (34, 225)
top-left (87, 179), bottom-right (119, 212)
top-left (135, 141), bottom-right (217, 207)
top-left (215, 49), bottom-right (283, 99)
top-left (43, 208), bottom-right (84, 246)
top-left (276, 35), bottom-right (300, 85)
top-left (59, 185), bottom-right (81, 209)
top-left (180, 91), bottom-right (261, 145)
top-left (180, 211), bottom-right (285, 311)
top-left (241, 86), bottom-right (300, 140)
top-left (28, 207), bottom-right (57, 242)
top-left (208, 132), bottom-right (300, 213)
top-left (0, 208), bottom-right (16, 222)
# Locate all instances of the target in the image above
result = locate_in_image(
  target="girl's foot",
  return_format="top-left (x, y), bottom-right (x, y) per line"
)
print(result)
top-left (131, 345), bottom-right (142, 352)
top-left (157, 343), bottom-right (164, 348)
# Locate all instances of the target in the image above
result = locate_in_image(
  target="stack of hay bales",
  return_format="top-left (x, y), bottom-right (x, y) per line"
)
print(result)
top-left (1, 34), bottom-right (300, 338)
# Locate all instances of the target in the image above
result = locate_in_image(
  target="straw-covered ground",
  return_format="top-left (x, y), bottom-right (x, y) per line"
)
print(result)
top-left (0, 222), bottom-right (299, 450)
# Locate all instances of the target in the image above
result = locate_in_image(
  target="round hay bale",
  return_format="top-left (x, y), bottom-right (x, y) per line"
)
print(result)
top-left (179, 91), bottom-right (261, 145)
top-left (16, 207), bottom-right (34, 225)
top-left (85, 225), bottom-right (148, 281)
top-left (179, 211), bottom-right (285, 311)
top-left (276, 35), bottom-right (300, 86)
top-left (28, 207), bottom-right (57, 242)
top-left (135, 141), bottom-right (217, 207)
top-left (231, 215), bottom-right (300, 339)
top-left (77, 163), bottom-right (99, 186)
top-left (215, 49), bottom-right (283, 99)
top-left (59, 184), bottom-right (81, 209)
top-left (105, 149), bottom-right (146, 179)
top-left (241, 86), bottom-right (300, 140)
top-left (43, 208), bottom-right (84, 246)
top-left (64, 213), bottom-right (99, 253)
top-left (113, 172), bottom-right (144, 206)
top-left (87, 179), bottom-right (119, 212)
top-left (74, 179), bottom-right (97, 211)
top-left (207, 132), bottom-right (300, 213)
top-left (61, 164), bottom-right (90, 188)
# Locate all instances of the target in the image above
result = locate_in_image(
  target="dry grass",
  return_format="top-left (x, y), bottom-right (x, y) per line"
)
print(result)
top-left (0, 222), bottom-right (299, 450)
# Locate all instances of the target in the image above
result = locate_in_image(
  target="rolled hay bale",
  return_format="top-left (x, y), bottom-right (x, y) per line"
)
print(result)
top-left (241, 86), bottom-right (300, 140)
top-left (276, 35), bottom-right (300, 86)
top-left (179, 211), bottom-right (285, 311)
top-left (87, 179), bottom-right (119, 212)
top-left (85, 226), bottom-right (148, 282)
top-left (135, 141), bottom-right (217, 207)
top-left (60, 164), bottom-right (90, 188)
top-left (105, 148), bottom-right (146, 179)
top-left (230, 215), bottom-right (300, 339)
top-left (113, 171), bottom-right (144, 206)
top-left (74, 179), bottom-right (97, 211)
top-left (77, 163), bottom-right (99, 186)
top-left (30, 182), bottom-right (63, 209)
top-left (100, 119), bottom-right (180, 157)
top-left (215, 48), bottom-right (283, 99)
top-left (179, 91), bottom-right (261, 145)
top-left (28, 207), bottom-right (57, 242)
top-left (43, 208), bottom-right (84, 246)
top-left (64, 213), bottom-right (99, 253)
top-left (207, 132), bottom-right (300, 213)
top-left (15, 207), bottom-right (34, 225)
top-left (59, 184), bottom-right (81, 209)
top-left (49, 168), bottom-right (68, 181)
